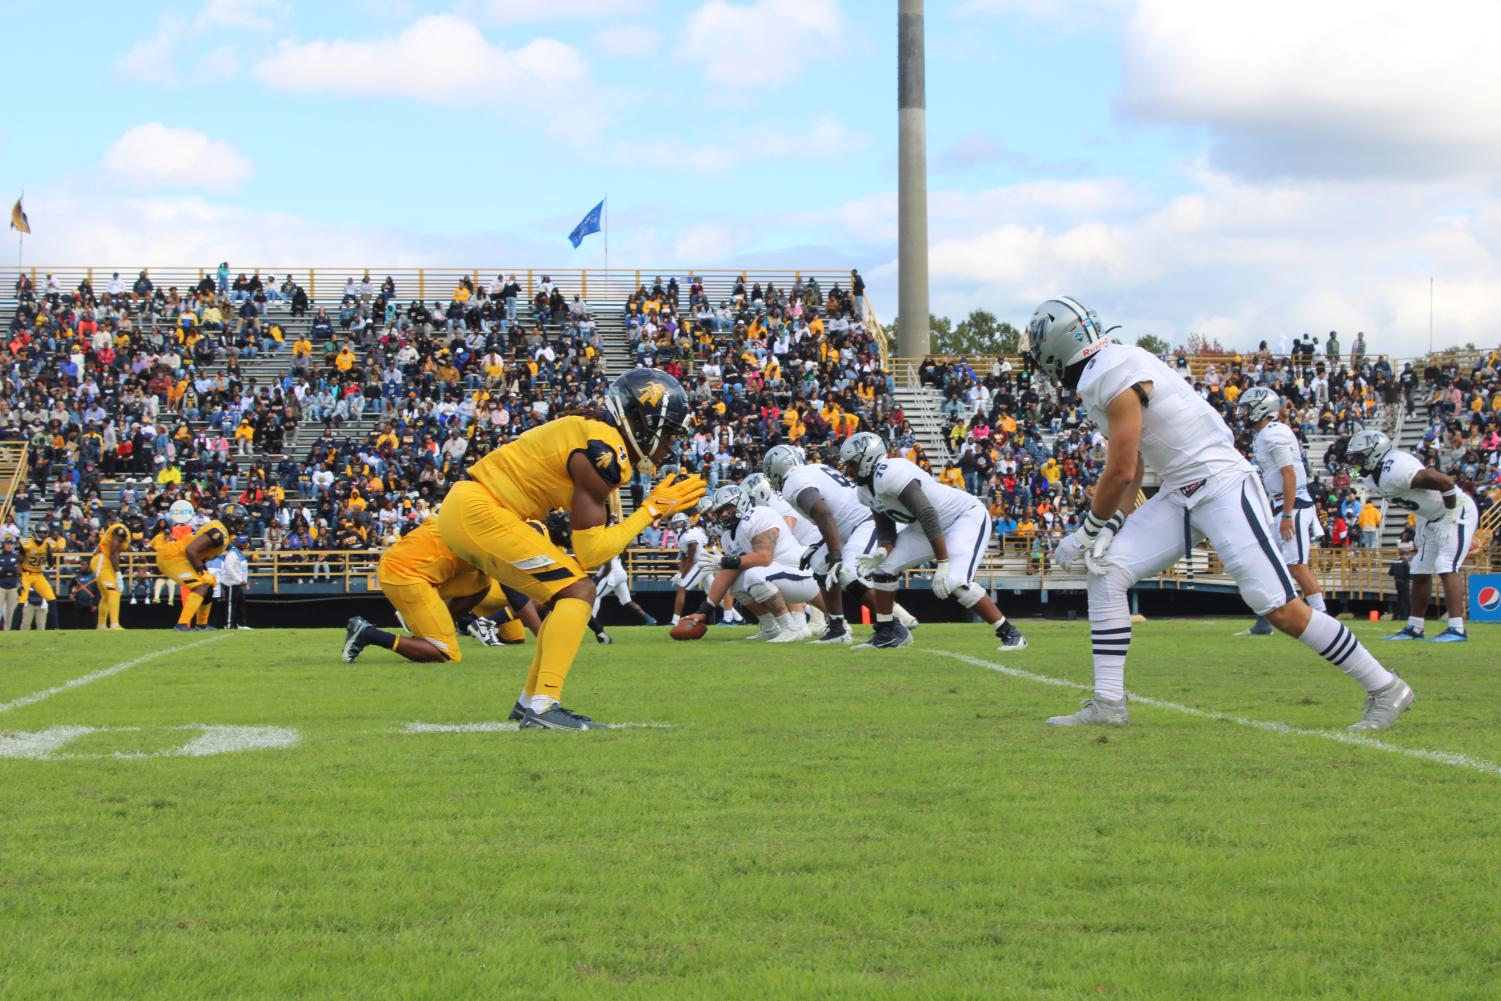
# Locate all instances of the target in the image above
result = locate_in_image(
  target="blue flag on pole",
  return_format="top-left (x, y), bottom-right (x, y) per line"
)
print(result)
top-left (569, 199), bottom-right (604, 248)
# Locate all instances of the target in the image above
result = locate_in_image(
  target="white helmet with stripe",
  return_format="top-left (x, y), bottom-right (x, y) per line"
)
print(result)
top-left (838, 431), bottom-right (887, 482)
top-left (1345, 429), bottom-right (1393, 477)
top-left (1236, 386), bottom-right (1282, 425)
top-left (742, 472), bottom-right (775, 506)
top-left (762, 443), bottom-right (804, 491)
top-left (1025, 296), bottom-right (1110, 389)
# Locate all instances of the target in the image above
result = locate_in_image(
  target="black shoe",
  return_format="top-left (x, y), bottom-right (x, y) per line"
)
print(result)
top-left (641, 613), bottom-right (659, 626)
top-left (508, 700), bottom-right (527, 722)
top-left (173, 623), bottom-right (194, 632)
top-left (520, 704), bottom-right (610, 730)
top-left (854, 620), bottom-right (912, 650)
top-left (199, 624), bottom-right (220, 631)
top-left (996, 620), bottom-right (1028, 650)
top-left (342, 616), bottom-right (371, 664)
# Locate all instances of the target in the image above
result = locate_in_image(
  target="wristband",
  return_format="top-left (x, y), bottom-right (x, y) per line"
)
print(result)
top-left (719, 554), bottom-right (743, 570)
top-left (1281, 514), bottom-right (1295, 520)
top-left (1083, 510), bottom-right (1111, 537)
top-left (1441, 487), bottom-right (1457, 498)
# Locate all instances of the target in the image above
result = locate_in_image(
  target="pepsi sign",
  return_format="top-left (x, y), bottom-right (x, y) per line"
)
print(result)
top-left (1469, 575), bottom-right (1501, 622)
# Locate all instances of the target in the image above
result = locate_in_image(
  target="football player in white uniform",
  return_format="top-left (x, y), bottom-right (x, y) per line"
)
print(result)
top-left (591, 553), bottom-right (657, 626)
top-left (1346, 429), bottom-right (1476, 642)
top-left (837, 432), bottom-right (1027, 651)
top-left (690, 484), bottom-right (822, 642)
top-left (669, 512), bottom-right (708, 625)
top-left (764, 444), bottom-right (920, 644)
top-left (1238, 387), bottom-right (1327, 615)
top-left (1028, 296), bottom-right (1412, 731)
top-left (742, 472), bottom-right (826, 636)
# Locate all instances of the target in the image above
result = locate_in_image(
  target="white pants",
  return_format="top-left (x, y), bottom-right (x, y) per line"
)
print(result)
top-left (1411, 493), bottom-right (1479, 575)
top-left (677, 565), bottom-right (708, 592)
top-left (1275, 498), bottom-right (1323, 566)
top-left (730, 563), bottom-right (820, 607)
top-left (592, 564), bottom-right (633, 615)
top-left (874, 503), bottom-right (991, 593)
top-left (1091, 470), bottom-right (1295, 617)
top-left (803, 520), bottom-right (879, 588)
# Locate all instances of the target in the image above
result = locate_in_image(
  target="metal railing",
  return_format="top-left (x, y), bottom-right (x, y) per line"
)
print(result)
top-left (0, 441), bottom-right (28, 526)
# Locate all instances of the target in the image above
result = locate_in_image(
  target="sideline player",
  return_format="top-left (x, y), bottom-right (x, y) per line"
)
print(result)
top-left (435, 369), bottom-right (703, 729)
top-left (1345, 429), bottom-right (1476, 642)
top-left (1238, 387), bottom-right (1327, 614)
top-left (345, 518), bottom-right (494, 664)
top-left (838, 432), bottom-right (1026, 651)
top-left (152, 503), bottom-right (246, 630)
top-left (92, 516), bottom-right (131, 629)
top-left (689, 484), bottom-right (821, 642)
top-left (668, 512), bottom-right (706, 625)
top-left (18, 524), bottom-right (62, 629)
top-left (1027, 296), bottom-right (1411, 730)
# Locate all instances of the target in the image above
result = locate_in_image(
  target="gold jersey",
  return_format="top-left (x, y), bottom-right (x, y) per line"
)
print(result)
top-left (465, 415), bottom-right (632, 522)
top-left (20, 538), bottom-right (52, 573)
top-left (99, 522), bottom-right (130, 555)
top-left (378, 518), bottom-right (481, 588)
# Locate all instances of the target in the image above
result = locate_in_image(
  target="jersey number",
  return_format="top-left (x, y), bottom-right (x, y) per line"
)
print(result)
top-left (820, 468), bottom-right (853, 488)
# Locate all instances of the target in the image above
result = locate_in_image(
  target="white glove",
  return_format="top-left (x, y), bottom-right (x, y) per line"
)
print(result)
top-left (931, 559), bottom-right (953, 599)
top-left (819, 559), bottom-right (846, 591)
top-left (1058, 510), bottom-right (1124, 573)
top-left (695, 546), bottom-right (723, 575)
top-left (855, 548), bottom-right (889, 577)
top-left (1431, 504), bottom-right (1458, 550)
top-left (798, 543), bottom-right (822, 571)
top-left (670, 572), bottom-right (684, 588)
top-left (1053, 533), bottom-right (1085, 571)
top-left (1085, 512), bottom-right (1126, 575)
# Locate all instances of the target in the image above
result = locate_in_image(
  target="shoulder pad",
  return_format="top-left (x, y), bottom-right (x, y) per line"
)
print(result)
top-left (580, 438), bottom-right (626, 487)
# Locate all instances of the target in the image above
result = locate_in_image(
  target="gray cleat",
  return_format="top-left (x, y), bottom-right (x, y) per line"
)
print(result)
top-left (1348, 676), bottom-right (1414, 732)
top-left (1047, 696), bottom-right (1130, 727)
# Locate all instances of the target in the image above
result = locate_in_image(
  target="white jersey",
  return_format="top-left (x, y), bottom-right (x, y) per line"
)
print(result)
top-left (857, 456), bottom-right (978, 527)
top-left (677, 525), bottom-right (708, 557)
top-left (1250, 420), bottom-right (1310, 503)
top-left (780, 464), bottom-right (872, 541)
top-left (766, 492), bottom-right (822, 546)
top-left (720, 506), bottom-right (804, 565)
top-left (1362, 449), bottom-right (1447, 521)
top-left (1077, 342), bottom-right (1251, 489)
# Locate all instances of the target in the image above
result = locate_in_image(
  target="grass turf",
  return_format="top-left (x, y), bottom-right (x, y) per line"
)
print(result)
top-left (1, 620), bottom-right (1499, 999)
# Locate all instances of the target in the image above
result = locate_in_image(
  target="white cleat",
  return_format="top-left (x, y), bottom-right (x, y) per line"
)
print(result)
top-left (769, 625), bottom-right (811, 643)
top-left (743, 620), bottom-right (778, 641)
top-left (1046, 696), bottom-right (1130, 727)
top-left (804, 606), bottom-right (827, 634)
top-left (1348, 676), bottom-right (1415, 732)
top-left (893, 603), bottom-right (920, 630)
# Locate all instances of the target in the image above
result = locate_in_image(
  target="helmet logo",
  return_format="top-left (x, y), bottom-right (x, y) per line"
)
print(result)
top-left (636, 382), bottom-right (667, 407)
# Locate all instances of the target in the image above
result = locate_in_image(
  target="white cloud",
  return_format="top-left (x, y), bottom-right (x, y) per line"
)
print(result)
top-left (592, 24), bottom-right (661, 56)
top-left (1119, 0), bottom-right (1501, 179)
top-left (116, 1), bottom-right (285, 82)
top-left (674, 222), bottom-right (735, 261)
top-left (957, 0), bottom-right (1127, 21)
top-left (251, 15), bottom-right (586, 105)
top-left (680, 0), bottom-right (842, 87)
top-left (616, 118), bottom-right (865, 172)
top-left (475, 0), bottom-right (649, 21)
top-left (103, 124), bottom-right (254, 192)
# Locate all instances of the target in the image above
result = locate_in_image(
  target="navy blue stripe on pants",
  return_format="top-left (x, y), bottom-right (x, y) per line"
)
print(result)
top-left (1241, 482), bottom-right (1296, 605)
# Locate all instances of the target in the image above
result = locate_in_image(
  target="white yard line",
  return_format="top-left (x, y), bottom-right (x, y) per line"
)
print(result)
top-left (0, 635), bottom-right (231, 716)
top-left (933, 648), bottom-right (1501, 779)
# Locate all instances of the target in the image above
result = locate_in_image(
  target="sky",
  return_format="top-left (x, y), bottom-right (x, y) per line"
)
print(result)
top-left (3, 0), bottom-right (1499, 355)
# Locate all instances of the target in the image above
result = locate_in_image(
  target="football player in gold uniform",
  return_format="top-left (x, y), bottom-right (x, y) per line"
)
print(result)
top-left (153, 504), bottom-right (246, 630)
top-left (92, 520), bottom-right (131, 629)
top-left (402, 369), bottom-right (702, 729)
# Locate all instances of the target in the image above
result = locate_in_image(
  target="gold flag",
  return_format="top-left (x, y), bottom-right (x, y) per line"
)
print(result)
top-left (10, 197), bottom-right (30, 234)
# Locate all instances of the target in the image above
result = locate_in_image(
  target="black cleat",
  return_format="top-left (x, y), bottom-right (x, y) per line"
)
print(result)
top-left (520, 704), bottom-right (611, 730)
top-left (996, 620), bottom-right (1027, 650)
top-left (508, 700), bottom-right (527, 722)
top-left (342, 616), bottom-right (372, 664)
top-left (173, 623), bottom-right (194, 632)
top-left (853, 620), bottom-right (913, 650)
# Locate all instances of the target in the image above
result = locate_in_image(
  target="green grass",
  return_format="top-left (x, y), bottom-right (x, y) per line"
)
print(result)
top-left (2, 620), bottom-right (1500, 1000)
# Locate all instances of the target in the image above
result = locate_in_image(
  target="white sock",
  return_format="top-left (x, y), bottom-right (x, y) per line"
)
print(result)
top-left (1447, 616), bottom-right (1465, 633)
top-left (1305, 593), bottom-right (1326, 613)
top-left (1299, 610), bottom-right (1395, 693)
top-left (1407, 615), bottom-right (1425, 634)
top-left (670, 614), bottom-right (680, 625)
top-left (528, 694), bottom-right (557, 713)
top-left (1090, 619), bottom-right (1132, 702)
top-left (875, 612), bottom-right (894, 623)
top-left (775, 613), bottom-right (798, 634)
top-left (517, 688), bottom-right (528, 706)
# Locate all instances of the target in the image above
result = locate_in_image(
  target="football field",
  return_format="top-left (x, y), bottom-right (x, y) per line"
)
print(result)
top-left (2, 620), bottom-right (1499, 999)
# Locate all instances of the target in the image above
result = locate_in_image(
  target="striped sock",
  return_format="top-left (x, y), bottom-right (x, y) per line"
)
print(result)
top-left (1090, 620), bottom-right (1132, 701)
top-left (1298, 610), bottom-right (1394, 692)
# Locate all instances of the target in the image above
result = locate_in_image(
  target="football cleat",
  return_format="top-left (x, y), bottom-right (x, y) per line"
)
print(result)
top-left (1046, 696), bottom-right (1130, 727)
top-left (996, 620), bottom-right (1028, 650)
top-left (853, 620), bottom-right (912, 650)
top-left (342, 616), bottom-right (372, 664)
top-left (508, 700), bottom-right (527, 722)
top-left (1234, 616), bottom-right (1275, 637)
top-left (520, 704), bottom-right (611, 730)
top-left (744, 618), bottom-right (778, 641)
top-left (1427, 627), bottom-right (1468, 643)
top-left (804, 605), bottom-right (827, 635)
top-left (814, 619), bottom-right (853, 644)
top-left (640, 613), bottom-right (659, 626)
top-left (1384, 626), bottom-right (1424, 641)
top-left (467, 617), bottom-right (503, 647)
top-left (173, 623), bottom-right (194, 632)
top-left (1348, 676), bottom-right (1415, 731)
top-left (595, 630), bottom-right (613, 645)
top-left (768, 624), bottom-right (811, 643)
top-left (198, 624), bottom-right (220, 631)
top-left (892, 603), bottom-right (919, 630)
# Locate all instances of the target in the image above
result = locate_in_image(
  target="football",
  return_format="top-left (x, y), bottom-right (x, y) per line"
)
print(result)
top-left (669, 617), bottom-right (708, 641)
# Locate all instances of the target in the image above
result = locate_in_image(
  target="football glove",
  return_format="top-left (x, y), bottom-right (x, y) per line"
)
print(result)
top-left (855, 548), bottom-right (889, 577)
top-left (695, 546), bottom-right (724, 576)
top-left (798, 543), bottom-right (822, 571)
top-left (931, 559), bottom-right (954, 600)
top-left (642, 473), bottom-right (707, 520)
top-left (1058, 510), bottom-right (1124, 573)
top-left (818, 558), bottom-right (846, 592)
top-left (1085, 511), bottom-right (1126, 574)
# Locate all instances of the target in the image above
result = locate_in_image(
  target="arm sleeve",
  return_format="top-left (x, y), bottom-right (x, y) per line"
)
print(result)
top-left (570, 507), bottom-right (655, 570)
top-left (898, 480), bottom-right (944, 544)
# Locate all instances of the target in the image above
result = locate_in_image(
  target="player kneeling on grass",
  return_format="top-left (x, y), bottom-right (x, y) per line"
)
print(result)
top-left (1027, 296), bottom-right (1411, 731)
top-left (838, 432), bottom-right (1026, 651)
top-left (345, 519), bottom-right (506, 664)
top-left (152, 503), bottom-right (246, 631)
top-left (684, 484), bottom-right (823, 642)
top-left (1344, 429), bottom-right (1476, 643)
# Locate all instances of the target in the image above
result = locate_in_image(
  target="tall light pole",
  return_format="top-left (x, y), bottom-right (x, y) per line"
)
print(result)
top-left (898, 0), bottom-right (930, 361)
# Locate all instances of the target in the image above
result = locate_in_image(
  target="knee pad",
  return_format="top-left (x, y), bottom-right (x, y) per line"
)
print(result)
top-left (872, 573), bottom-right (899, 593)
top-left (952, 581), bottom-right (986, 608)
top-left (747, 580), bottom-right (779, 605)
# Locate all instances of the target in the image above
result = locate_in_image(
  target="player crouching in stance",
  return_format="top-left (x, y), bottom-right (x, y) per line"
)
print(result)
top-left (345, 519), bottom-right (502, 664)
top-left (436, 369), bottom-right (703, 730)
top-left (152, 503), bottom-right (246, 631)
top-left (688, 484), bottom-right (824, 642)
top-left (1238, 387), bottom-right (1327, 616)
top-left (1345, 429), bottom-right (1476, 643)
top-left (837, 432), bottom-right (1026, 651)
top-left (1028, 297), bottom-right (1412, 731)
